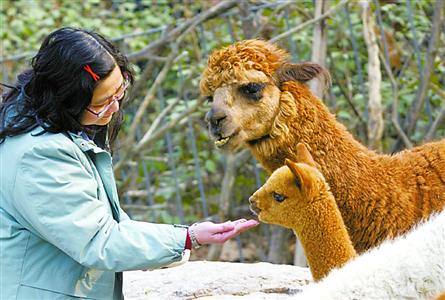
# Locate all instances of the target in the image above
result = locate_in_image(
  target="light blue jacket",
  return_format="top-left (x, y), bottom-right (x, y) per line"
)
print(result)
top-left (0, 127), bottom-right (187, 299)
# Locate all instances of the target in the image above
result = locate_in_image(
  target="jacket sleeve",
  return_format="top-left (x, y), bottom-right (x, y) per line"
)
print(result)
top-left (12, 138), bottom-right (186, 272)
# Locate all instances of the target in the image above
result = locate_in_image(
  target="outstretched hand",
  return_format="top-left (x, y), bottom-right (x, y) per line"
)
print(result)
top-left (193, 219), bottom-right (259, 245)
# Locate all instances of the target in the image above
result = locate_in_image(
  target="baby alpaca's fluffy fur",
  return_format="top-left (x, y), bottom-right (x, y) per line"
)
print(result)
top-left (249, 144), bottom-right (356, 281)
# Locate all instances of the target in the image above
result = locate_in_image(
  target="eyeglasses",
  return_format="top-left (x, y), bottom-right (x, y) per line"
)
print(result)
top-left (86, 76), bottom-right (130, 118)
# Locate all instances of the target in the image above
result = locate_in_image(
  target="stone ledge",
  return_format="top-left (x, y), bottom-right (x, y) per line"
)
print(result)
top-left (123, 261), bottom-right (312, 299)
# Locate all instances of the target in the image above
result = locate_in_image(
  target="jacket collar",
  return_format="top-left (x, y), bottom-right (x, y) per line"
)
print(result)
top-left (67, 131), bottom-right (107, 154)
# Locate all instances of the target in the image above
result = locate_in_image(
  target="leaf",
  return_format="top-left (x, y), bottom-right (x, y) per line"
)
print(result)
top-left (204, 160), bottom-right (217, 173)
top-left (337, 110), bottom-right (351, 121)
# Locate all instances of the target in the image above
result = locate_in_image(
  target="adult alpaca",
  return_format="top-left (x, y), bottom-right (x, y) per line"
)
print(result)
top-left (200, 39), bottom-right (445, 252)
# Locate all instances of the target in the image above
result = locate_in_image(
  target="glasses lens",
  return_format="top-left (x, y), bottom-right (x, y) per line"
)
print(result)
top-left (97, 99), bottom-right (118, 118)
top-left (91, 78), bottom-right (129, 118)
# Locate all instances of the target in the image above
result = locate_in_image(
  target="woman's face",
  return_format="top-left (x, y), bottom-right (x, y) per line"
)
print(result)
top-left (80, 65), bottom-right (125, 126)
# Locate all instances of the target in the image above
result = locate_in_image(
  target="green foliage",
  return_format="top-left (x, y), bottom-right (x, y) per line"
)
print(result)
top-left (1, 0), bottom-right (175, 80)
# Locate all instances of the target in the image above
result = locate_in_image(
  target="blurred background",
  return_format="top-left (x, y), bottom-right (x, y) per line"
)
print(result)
top-left (1, 0), bottom-right (444, 265)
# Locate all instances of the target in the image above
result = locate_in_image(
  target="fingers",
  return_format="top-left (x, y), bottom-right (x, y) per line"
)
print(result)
top-left (211, 229), bottom-right (238, 243)
top-left (211, 219), bottom-right (259, 243)
top-left (194, 219), bottom-right (259, 245)
top-left (233, 218), bottom-right (247, 225)
top-left (236, 219), bottom-right (260, 232)
top-left (212, 221), bottom-right (235, 233)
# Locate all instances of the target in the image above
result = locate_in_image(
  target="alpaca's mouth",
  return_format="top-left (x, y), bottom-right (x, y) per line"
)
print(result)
top-left (249, 203), bottom-right (261, 216)
top-left (214, 130), bottom-right (239, 148)
top-left (215, 136), bottom-right (231, 148)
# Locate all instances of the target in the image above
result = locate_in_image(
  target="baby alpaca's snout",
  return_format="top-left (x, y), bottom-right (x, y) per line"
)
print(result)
top-left (249, 196), bottom-right (261, 216)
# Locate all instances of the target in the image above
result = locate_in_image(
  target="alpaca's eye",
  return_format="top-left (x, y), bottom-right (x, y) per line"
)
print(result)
top-left (239, 83), bottom-right (265, 100)
top-left (272, 192), bottom-right (287, 202)
top-left (206, 96), bottom-right (213, 103)
top-left (242, 83), bottom-right (263, 94)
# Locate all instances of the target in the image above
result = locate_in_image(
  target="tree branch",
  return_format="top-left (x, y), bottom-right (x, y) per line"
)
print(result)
top-left (141, 97), bottom-right (180, 142)
top-left (269, 0), bottom-right (349, 43)
top-left (403, 0), bottom-right (444, 135)
top-left (379, 49), bottom-right (413, 149)
top-left (126, 50), bottom-right (179, 145)
top-left (114, 98), bottom-right (204, 173)
top-left (424, 83), bottom-right (445, 141)
top-left (127, 0), bottom-right (238, 62)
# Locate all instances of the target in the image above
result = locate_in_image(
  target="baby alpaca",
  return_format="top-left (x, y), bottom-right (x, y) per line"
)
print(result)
top-left (295, 209), bottom-right (445, 300)
top-left (249, 144), bottom-right (356, 281)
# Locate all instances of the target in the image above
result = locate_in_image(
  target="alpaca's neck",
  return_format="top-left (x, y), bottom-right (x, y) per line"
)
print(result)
top-left (297, 107), bottom-right (375, 196)
top-left (250, 82), bottom-right (377, 201)
top-left (291, 191), bottom-right (357, 281)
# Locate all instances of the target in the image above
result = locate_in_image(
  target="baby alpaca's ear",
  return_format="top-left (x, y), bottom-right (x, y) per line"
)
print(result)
top-left (296, 143), bottom-right (318, 168)
top-left (285, 158), bottom-right (312, 192)
top-left (275, 62), bottom-right (331, 89)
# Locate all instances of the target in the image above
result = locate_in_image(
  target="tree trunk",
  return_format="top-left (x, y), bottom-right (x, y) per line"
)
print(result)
top-left (207, 153), bottom-right (237, 260)
top-left (293, 237), bottom-right (308, 267)
top-left (267, 225), bottom-right (292, 264)
top-left (362, 0), bottom-right (384, 151)
top-left (309, 0), bottom-right (329, 99)
top-left (238, 1), bottom-right (255, 39)
top-left (206, 150), bottom-right (251, 260)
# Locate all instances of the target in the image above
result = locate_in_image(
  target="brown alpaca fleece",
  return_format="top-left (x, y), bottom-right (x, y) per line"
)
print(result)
top-left (201, 39), bottom-right (445, 253)
top-left (434, 291), bottom-right (445, 300)
top-left (249, 144), bottom-right (357, 281)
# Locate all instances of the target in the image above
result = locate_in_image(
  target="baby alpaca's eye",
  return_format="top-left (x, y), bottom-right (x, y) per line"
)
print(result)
top-left (206, 96), bottom-right (213, 103)
top-left (272, 192), bottom-right (287, 203)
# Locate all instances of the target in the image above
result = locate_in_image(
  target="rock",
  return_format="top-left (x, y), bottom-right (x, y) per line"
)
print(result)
top-left (123, 261), bottom-right (312, 299)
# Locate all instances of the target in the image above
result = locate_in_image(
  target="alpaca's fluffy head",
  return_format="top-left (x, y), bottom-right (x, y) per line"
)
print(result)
top-left (200, 39), bottom-right (330, 151)
top-left (249, 143), bottom-right (328, 228)
top-left (249, 158), bottom-right (328, 228)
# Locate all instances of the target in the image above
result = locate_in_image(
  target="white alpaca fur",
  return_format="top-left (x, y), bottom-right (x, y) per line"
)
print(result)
top-left (295, 210), bottom-right (445, 300)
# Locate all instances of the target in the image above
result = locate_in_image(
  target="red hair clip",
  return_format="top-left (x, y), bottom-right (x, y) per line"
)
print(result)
top-left (83, 64), bottom-right (100, 81)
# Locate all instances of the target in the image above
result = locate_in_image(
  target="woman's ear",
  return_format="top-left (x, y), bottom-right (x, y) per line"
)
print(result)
top-left (275, 62), bottom-right (331, 88)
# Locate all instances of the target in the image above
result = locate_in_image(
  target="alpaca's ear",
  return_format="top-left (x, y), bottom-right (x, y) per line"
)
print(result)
top-left (285, 158), bottom-right (311, 191)
top-left (296, 143), bottom-right (318, 168)
top-left (275, 62), bottom-right (331, 88)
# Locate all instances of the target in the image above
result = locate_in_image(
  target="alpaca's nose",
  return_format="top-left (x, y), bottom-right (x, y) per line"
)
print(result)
top-left (249, 196), bottom-right (261, 216)
top-left (205, 108), bottom-right (227, 134)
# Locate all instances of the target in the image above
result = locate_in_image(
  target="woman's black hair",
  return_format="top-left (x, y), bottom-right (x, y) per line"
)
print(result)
top-left (0, 27), bottom-right (134, 150)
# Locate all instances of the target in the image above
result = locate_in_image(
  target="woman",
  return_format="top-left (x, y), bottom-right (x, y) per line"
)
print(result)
top-left (0, 27), bottom-right (258, 299)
